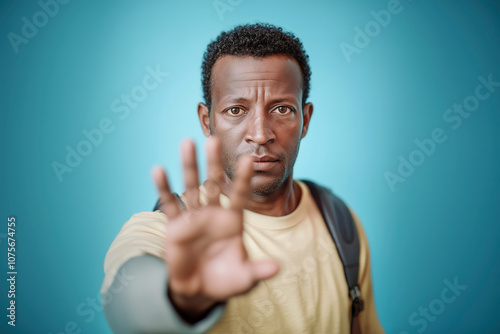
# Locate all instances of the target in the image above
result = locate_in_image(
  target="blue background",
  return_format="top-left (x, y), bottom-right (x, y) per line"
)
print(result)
top-left (1, 0), bottom-right (499, 333)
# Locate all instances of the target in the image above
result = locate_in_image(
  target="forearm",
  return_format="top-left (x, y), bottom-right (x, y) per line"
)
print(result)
top-left (102, 254), bottom-right (225, 334)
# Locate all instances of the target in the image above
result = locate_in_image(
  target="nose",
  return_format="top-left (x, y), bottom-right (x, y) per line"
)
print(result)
top-left (245, 110), bottom-right (276, 145)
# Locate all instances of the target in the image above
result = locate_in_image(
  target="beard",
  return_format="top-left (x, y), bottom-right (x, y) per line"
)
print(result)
top-left (222, 141), bottom-right (301, 195)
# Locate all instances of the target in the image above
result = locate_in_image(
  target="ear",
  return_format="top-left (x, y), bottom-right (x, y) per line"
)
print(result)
top-left (301, 102), bottom-right (313, 139)
top-left (198, 102), bottom-right (211, 137)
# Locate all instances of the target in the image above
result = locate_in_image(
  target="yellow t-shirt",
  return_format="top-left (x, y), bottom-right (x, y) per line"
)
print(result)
top-left (102, 180), bottom-right (384, 333)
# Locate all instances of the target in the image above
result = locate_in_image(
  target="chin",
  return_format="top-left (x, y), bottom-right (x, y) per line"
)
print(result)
top-left (250, 172), bottom-right (286, 195)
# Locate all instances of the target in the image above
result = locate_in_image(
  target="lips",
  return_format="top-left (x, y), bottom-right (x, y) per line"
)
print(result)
top-left (253, 155), bottom-right (278, 162)
top-left (252, 155), bottom-right (278, 171)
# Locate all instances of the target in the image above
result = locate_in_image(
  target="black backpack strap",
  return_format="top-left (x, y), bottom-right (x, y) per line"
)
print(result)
top-left (301, 180), bottom-right (364, 332)
top-left (153, 193), bottom-right (186, 212)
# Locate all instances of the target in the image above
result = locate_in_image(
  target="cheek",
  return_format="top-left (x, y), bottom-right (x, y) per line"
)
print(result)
top-left (277, 123), bottom-right (302, 143)
top-left (215, 122), bottom-right (246, 150)
top-left (218, 131), bottom-right (238, 151)
top-left (219, 138), bottom-right (239, 166)
top-left (220, 141), bottom-right (232, 158)
top-left (219, 139), bottom-right (241, 178)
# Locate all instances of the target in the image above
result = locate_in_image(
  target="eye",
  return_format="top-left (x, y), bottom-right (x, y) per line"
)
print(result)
top-left (274, 106), bottom-right (293, 114)
top-left (226, 107), bottom-right (245, 116)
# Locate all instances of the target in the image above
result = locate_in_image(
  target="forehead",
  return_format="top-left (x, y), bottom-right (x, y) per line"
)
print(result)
top-left (211, 54), bottom-right (303, 103)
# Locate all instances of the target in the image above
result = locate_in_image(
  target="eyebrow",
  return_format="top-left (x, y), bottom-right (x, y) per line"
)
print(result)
top-left (226, 97), bottom-right (250, 103)
top-left (223, 96), bottom-right (299, 105)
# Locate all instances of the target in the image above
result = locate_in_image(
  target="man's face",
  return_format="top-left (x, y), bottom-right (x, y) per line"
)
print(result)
top-left (199, 54), bottom-right (313, 195)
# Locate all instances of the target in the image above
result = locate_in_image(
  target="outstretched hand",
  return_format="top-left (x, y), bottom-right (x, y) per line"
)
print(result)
top-left (151, 137), bottom-right (280, 320)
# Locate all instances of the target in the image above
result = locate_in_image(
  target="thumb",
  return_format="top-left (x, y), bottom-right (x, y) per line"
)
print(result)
top-left (250, 259), bottom-right (280, 282)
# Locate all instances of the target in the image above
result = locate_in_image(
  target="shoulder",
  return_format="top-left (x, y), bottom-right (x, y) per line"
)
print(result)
top-left (297, 179), bottom-right (371, 262)
top-left (345, 206), bottom-right (373, 283)
top-left (347, 207), bottom-right (369, 246)
top-left (102, 211), bottom-right (168, 293)
top-left (120, 211), bottom-right (168, 234)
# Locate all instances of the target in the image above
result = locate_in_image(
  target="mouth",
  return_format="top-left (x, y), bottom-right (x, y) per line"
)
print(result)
top-left (252, 155), bottom-right (279, 171)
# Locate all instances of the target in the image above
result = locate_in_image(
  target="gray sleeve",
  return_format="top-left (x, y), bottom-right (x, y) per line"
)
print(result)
top-left (102, 254), bottom-right (225, 334)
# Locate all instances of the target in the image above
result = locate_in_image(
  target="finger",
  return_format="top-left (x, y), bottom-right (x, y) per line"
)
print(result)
top-left (249, 259), bottom-right (280, 282)
top-left (167, 211), bottom-right (218, 249)
top-left (151, 166), bottom-right (181, 218)
top-left (181, 139), bottom-right (200, 209)
top-left (205, 137), bottom-right (224, 206)
top-left (229, 155), bottom-right (253, 211)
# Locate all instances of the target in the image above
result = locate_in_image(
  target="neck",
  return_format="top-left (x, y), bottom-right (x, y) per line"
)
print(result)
top-left (223, 173), bottom-right (302, 217)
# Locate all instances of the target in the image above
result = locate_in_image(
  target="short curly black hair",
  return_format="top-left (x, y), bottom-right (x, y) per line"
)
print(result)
top-left (201, 23), bottom-right (311, 113)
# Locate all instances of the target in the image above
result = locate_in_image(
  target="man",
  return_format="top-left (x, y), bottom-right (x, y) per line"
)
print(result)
top-left (101, 23), bottom-right (384, 333)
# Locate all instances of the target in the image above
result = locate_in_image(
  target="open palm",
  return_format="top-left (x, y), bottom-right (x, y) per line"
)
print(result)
top-left (152, 138), bottom-right (279, 317)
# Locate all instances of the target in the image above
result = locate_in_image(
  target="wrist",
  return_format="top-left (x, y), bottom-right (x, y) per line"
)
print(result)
top-left (167, 283), bottom-right (218, 324)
